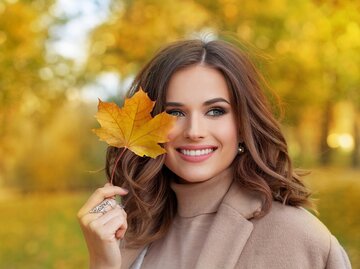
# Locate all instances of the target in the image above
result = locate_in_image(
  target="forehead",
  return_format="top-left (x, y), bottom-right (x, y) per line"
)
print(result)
top-left (166, 65), bottom-right (230, 102)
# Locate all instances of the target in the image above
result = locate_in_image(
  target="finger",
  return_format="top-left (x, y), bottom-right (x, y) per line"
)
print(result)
top-left (117, 229), bottom-right (126, 239)
top-left (103, 183), bottom-right (117, 201)
top-left (81, 198), bottom-right (117, 224)
top-left (103, 211), bottom-right (128, 235)
top-left (81, 201), bottom-right (124, 226)
top-left (85, 186), bottom-right (127, 209)
top-left (89, 198), bottom-right (117, 213)
top-left (87, 207), bottom-right (127, 240)
top-left (115, 227), bottom-right (127, 240)
top-left (103, 183), bottom-right (118, 200)
top-left (78, 186), bottom-right (128, 217)
top-left (78, 211), bottom-right (103, 228)
top-left (97, 205), bottom-right (126, 226)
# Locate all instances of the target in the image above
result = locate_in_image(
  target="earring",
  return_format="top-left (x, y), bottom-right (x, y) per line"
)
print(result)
top-left (238, 144), bottom-right (245, 154)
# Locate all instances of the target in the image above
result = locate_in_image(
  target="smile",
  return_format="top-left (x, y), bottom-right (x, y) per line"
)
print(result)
top-left (175, 146), bottom-right (217, 163)
top-left (180, 148), bottom-right (215, 156)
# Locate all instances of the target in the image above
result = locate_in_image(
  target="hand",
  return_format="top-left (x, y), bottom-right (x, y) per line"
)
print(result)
top-left (77, 183), bottom-right (129, 269)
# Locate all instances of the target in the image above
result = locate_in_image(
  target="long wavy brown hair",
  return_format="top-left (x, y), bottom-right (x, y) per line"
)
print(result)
top-left (105, 39), bottom-right (312, 248)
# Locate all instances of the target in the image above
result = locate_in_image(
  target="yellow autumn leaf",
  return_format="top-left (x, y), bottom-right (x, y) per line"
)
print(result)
top-left (92, 88), bottom-right (175, 158)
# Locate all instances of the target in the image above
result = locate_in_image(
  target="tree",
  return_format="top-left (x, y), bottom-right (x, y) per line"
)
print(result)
top-left (84, 0), bottom-right (211, 78)
top-left (85, 0), bottom-right (360, 167)
top-left (0, 0), bottom-right (81, 190)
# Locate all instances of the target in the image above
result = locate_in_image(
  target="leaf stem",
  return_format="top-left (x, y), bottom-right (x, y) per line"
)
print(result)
top-left (110, 147), bottom-right (127, 185)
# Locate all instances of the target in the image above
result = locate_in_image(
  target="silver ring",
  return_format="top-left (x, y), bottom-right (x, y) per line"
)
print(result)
top-left (89, 199), bottom-right (116, 214)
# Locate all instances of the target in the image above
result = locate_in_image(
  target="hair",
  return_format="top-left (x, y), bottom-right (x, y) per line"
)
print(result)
top-left (105, 39), bottom-right (313, 248)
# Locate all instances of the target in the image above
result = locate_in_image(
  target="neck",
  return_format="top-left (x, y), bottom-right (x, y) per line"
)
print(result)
top-left (170, 167), bottom-right (234, 218)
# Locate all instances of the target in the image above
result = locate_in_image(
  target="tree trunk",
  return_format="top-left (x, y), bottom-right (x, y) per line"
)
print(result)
top-left (319, 101), bottom-right (333, 165)
top-left (352, 113), bottom-right (360, 168)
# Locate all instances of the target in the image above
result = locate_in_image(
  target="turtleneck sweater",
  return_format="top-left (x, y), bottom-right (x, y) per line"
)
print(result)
top-left (140, 168), bottom-right (233, 269)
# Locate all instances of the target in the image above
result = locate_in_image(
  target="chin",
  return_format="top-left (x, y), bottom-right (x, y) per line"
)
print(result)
top-left (173, 170), bottom-right (221, 184)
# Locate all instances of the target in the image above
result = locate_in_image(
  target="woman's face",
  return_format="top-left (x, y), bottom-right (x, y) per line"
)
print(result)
top-left (164, 65), bottom-right (239, 183)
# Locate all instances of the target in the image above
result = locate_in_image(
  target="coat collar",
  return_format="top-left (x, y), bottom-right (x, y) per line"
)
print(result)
top-left (122, 181), bottom-right (263, 269)
top-left (194, 181), bottom-right (263, 268)
top-left (121, 244), bottom-right (142, 269)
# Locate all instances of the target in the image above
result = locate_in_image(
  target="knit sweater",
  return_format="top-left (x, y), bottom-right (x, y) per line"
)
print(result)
top-left (140, 168), bottom-right (233, 269)
top-left (121, 169), bottom-right (352, 269)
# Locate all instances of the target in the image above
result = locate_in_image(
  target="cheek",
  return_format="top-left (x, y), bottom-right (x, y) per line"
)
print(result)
top-left (164, 147), bottom-right (175, 169)
top-left (167, 131), bottom-right (176, 141)
top-left (221, 133), bottom-right (238, 150)
top-left (218, 121), bottom-right (238, 144)
top-left (165, 128), bottom-right (178, 152)
top-left (166, 120), bottom-right (183, 141)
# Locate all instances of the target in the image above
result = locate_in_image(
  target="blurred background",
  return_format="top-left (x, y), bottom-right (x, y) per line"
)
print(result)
top-left (0, 0), bottom-right (359, 268)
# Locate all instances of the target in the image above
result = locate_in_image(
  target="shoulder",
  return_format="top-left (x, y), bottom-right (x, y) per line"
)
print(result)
top-left (248, 202), bottom-right (351, 268)
top-left (261, 201), bottom-right (330, 241)
top-left (254, 201), bottom-right (331, 248)
top-left (224, 182), bottom-right (333, 246)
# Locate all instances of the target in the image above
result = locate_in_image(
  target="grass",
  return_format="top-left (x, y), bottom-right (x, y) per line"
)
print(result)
top-left (305, 167), bottom-right (360, 268)
top-left (0, 192), bottom-right (91, 269)
top-left (0, 167), bottom-right (359, 268)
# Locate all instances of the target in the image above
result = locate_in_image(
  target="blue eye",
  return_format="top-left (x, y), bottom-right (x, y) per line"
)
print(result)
top-left (166, 110), bottom-right (184, 117)
top-left (207, 108), bottom-right (225, 116)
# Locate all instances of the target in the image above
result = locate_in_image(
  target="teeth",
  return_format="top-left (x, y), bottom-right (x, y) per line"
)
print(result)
top-left (180, 148), bottom-right (214, 156)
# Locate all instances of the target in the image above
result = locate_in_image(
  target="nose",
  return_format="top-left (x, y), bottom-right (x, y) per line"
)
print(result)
top-left (183, 113), bottom-right (206, 140)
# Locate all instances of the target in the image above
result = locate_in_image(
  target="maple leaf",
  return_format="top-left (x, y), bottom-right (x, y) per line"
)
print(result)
top-left (93, 88), bottom-right (175, 159)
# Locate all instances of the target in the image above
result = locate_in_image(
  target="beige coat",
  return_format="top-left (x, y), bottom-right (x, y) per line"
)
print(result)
top-left (121, 182), bottom-right (352, 269)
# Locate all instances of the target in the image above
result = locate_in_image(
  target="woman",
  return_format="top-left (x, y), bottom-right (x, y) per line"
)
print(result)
top-left (78, 39), bottom-right (351, 269)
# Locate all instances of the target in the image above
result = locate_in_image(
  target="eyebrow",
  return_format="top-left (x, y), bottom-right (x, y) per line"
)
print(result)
top-left (165, 98), bottom-right (230, 107)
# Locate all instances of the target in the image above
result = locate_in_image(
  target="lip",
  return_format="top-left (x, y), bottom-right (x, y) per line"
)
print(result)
top-left (176, 145), bottom-right (217, 163)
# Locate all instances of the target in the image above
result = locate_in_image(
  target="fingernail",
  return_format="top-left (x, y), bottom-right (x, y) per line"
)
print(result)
top-left (122, 188), bottom-right (129, 193)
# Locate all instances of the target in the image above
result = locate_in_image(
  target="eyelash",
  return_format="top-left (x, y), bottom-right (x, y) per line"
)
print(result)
top-left (166, 107), bottom-right (227, 117)
top-left (166, 110), bottom-right (184, 117)
top-left (207, 107), bottom-right (226, 116)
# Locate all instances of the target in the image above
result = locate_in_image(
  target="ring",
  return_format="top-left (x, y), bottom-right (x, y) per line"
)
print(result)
top-left (89, 198), bottom-right (117, 214)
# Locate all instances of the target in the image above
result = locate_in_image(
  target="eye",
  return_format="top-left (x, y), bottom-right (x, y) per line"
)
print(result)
top-left (207, 108), bottom-right (226, 117)
top-left (166, 110), bottom-right (185, 117)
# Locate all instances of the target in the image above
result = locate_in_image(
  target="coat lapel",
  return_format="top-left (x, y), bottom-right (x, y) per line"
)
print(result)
top-left (195, 182), bottom-right (263, 269)
top-left (122, 182), bottom-right (263, 269)
top-left (120, 244), bottom-right (144, 269)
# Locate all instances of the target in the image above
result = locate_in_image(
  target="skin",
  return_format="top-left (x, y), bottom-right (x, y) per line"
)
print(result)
top-left (164, 64), bottom-right (239, 183)
top-left (78, 64), bottom-right (240, 268)
top-left (77, 183), bottom-right (128, 269)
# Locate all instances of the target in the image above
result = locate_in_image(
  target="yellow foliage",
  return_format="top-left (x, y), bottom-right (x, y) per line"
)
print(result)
top-left (93, 89), bottom-right (175, 158)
